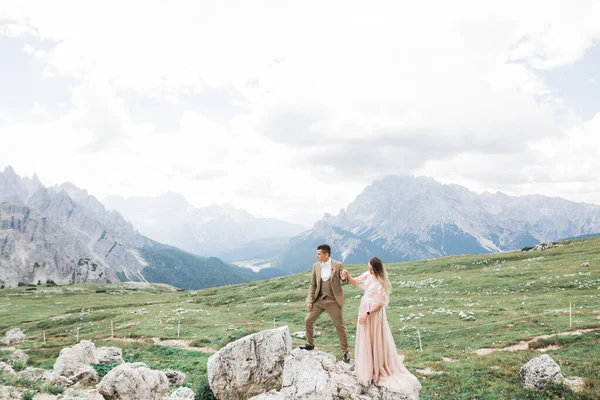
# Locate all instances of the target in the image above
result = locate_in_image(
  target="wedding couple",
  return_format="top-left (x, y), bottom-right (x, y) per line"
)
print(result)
top-left (299, 244), bottom-right (421, 396)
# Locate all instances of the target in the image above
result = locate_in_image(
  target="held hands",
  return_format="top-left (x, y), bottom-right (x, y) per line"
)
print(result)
top-left (340, 269), bottom-right (350, 281)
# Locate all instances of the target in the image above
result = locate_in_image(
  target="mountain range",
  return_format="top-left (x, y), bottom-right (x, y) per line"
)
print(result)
top-left (4, 167), bottom-right (599, 287)
top-left (102, 193), bottom-right (306, 262)
top-left (0, 166), bottom-right (272, 289)
top-left (272, 176), bottom-right (600, 272)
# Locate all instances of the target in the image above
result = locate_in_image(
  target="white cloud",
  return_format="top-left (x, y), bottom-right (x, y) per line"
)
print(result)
top-left (1, 0), bottom-right (600, 218)
top-left (23, 43), bottom-right (46, 58)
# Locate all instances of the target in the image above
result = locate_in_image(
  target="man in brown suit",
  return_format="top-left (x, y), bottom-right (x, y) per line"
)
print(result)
top-left (300, 244), bottom-right (350, 362)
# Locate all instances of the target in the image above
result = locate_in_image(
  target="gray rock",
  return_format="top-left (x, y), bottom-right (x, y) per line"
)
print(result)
top-left (0, 328), bottom-right (25, 345)
top-left (162, 369), bottom-right (186, 386)
top-left (43, 370), bottom-right (74, 386)
top-left (69, 364), bottom-right (99, 385)
top-left (97, 346), bottom-right (124, 365)
top-left (519, 354), bottom-right (564, 389)
top-left (208, 326), bottom-right (292, 400)
top-left (97, 362), bottom-right (169, 400)
top-left (0, 361), bottom-right (16, 376)
top-left (8, 349), bottom-right (29, 366)
top-left (581, 262), bottom-right (590, 267)
top-left (162, 387), bottom-right (195, 400)
top-left (249, 390), bottom-right (285, 400)
top-left (249, 349), bottom-right (418, 400)
top-left (19, 366), bottom-right (46, 380)
top-left (53, 340), bottom-right (99, 378)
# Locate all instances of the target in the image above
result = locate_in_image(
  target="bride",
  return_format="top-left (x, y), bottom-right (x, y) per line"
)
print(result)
top-left (342, 257), bottom-right (421, 395)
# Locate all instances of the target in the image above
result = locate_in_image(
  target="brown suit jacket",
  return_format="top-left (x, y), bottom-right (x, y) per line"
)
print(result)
top-left (306, 259), bottom-right (346, 308)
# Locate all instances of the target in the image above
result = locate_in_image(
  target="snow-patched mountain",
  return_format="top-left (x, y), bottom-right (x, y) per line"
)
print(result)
top-left (0, 167), bottom-right (265, 289)
top-left (102, 193), bottom-right (305, 260)
top-left (276, 176), bottom-right (600, 272)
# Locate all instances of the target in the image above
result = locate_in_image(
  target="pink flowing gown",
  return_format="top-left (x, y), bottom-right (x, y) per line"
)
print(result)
top-left (354, 271), bottom-right (421, 396)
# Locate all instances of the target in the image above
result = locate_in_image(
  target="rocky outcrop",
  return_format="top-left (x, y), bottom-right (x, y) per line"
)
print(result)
top-left (97, 362), bottom-right (169, 400)
top-left (0, 328), bottom-right (25, 345)
top-left (207, 326), bottom-right (292, 400)
top-left (0, 168), bottom-right (153, 288)
top-left (162, 369), bottom-right (186, 386)
top-left (519, 354), bottom-right (564, 389)
top-left (250, 349), bottom-right (418, 400)
top-left (53, 340), bottom-right (99, 378)
top-left (97, 346), bottom-right (124, 365)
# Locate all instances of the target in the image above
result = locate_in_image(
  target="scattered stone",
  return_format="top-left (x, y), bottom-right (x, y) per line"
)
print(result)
top-left (19, 366), bottom-right (45, 380)
top-left (442, 357), bottom-right (457, 363)
top-left (532, 242), bottom-right (562, 251)
top-left (8, 349), bottom-right (28, 366)
top-left (416, 368), bottom-right (444, 376)
top-left (70, 364), bottom-right (99, 385)
top-left (207, 326), bottom-right (292, 400)
top-left (97, 346), bottom-right (124, 364)
top-left (162, 387), bottom-right (195, 400)
top-left (0, 361), bottom-right (16, 376)
top-left (563, 376), bottom-right (585, 393)
top-left (293, 330), bottom-right (306, 339)
top-left (43, 370), bottom-right (74, 386)
top-left (98, 362), bottom-right (169, 400)
top-left (53, 340), bottom-right (99, 378)
top-left (580, 262), bottom-right (590, 267)
top-left (458, 311), bottom-right (476, 321)
top-left (0, 328), bottom-right (25, 345)
top-left (519, 354), bottom-right (564, 390)
top-left (162, 369), bottom-right (186, 386)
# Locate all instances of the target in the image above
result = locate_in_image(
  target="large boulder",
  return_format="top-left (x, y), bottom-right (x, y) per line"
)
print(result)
top-left (97, 346), bottom-right (124, 365)
top-left (208, 326), bottom-right (292, 400)
top-left (97, 362), bottom-right (169, 400)
top-left (250, 349), bottom-right (418, 400)
top-left (520, 354), bottom-right (565, 389)
top-left (0, 361), bottom-right (16, 376)
top-left (8, 349), bottom-right (29, 366)
top-left (0, 328), bottom-right (25, 345)
top-left (53, 340), bottom-right (99, 378)
top-left (162, 369), bottom-right (186, 386)
top-left (162, 387), bottom-right (195, 400)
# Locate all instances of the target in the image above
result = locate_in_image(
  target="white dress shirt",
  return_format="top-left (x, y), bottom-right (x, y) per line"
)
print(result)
top-left (320, 258), bottom-right (332, 281)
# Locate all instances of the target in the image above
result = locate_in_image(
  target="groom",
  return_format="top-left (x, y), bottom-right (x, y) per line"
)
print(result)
top-left (300, 244), bottom-right (350, 362)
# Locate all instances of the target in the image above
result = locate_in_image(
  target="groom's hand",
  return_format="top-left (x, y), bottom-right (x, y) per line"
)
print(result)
top-left (307, 303), bottom-right (313, 311)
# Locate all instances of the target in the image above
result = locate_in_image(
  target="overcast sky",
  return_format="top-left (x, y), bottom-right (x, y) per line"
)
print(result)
top-left (1, 0), bottom-right (599, 220)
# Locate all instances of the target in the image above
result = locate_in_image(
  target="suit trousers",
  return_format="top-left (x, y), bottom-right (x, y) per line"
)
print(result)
top-left (305, 296), bottom-right (349, 354)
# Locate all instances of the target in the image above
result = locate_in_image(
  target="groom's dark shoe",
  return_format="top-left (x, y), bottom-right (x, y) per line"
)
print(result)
top-left (299, 343), bottom-right (314, 351)
top-left (342, 353), bottom-right (351, 363)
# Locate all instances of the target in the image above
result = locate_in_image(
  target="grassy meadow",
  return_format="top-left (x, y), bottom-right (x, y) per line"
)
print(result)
top-left (1, 237), bottom-right (599, 399)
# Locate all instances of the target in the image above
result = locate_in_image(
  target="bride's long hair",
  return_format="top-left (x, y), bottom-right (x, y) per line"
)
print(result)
top-left (369, 257), bottom-right (391, 296)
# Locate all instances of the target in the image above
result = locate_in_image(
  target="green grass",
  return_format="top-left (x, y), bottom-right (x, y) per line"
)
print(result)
top-left (1, 236), bottom-right (599, 398)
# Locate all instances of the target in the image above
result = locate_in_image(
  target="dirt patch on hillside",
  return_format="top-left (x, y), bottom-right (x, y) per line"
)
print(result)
top-left (472, 328), bottom-right (597, 356)
top-left (104, 336), bottom-right (217, 353)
